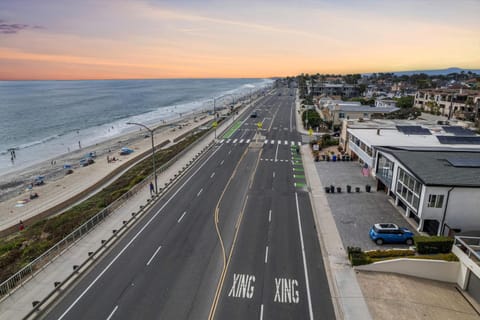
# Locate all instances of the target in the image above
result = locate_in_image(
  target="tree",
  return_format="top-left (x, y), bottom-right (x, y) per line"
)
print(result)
top-left (396, 96), bottom-right (414, 108)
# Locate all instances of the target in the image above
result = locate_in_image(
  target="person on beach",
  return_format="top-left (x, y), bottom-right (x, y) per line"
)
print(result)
top-left (149, 182), bottom-right (154, 196)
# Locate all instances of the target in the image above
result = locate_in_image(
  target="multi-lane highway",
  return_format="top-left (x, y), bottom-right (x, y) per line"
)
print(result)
top-left (42, 86), bottom-right (335, 320)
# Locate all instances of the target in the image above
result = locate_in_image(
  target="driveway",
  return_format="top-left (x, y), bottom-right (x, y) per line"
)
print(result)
top-left (314, 160), bottom-right (417, 250)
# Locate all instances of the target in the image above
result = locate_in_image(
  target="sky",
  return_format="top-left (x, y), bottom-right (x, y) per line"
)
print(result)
top-left (0, 0), bottom-right (479, 80)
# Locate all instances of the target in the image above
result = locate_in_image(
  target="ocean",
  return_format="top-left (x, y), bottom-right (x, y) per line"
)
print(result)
top-left (0, 78), bottom-right (272, 176)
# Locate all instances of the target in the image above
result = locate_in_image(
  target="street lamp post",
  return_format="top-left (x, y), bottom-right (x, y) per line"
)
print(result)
top-left (126, 122), bottom-right (157, 194)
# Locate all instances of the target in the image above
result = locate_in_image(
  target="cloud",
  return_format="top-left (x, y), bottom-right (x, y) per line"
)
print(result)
top-left (0, 21), bottom-right (44, 34)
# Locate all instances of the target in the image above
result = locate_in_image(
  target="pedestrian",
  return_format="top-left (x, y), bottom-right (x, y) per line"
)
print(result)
top-left (19, 220), bottom-right (24, 231)
top-left (149, 182), bottom-right (154, 196)
top-left (12, 149), bottom-right (16, 159)
top-left (78, 141), bottom-right (82, 149)
top-left (107, 155), bottom-right (110, 163)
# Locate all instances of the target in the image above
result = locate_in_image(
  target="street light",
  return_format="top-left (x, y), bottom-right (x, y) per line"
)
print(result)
top-left (126, 122), bottom-right (157, 194)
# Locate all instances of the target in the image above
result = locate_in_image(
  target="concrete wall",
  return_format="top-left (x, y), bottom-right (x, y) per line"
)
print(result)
top-left (355, 258), bottom-right (460, 283)
top-left (445, 188), bottom-right (480, 233)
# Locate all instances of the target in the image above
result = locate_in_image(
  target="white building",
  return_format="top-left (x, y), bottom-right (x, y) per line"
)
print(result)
top-left (374, 98), bottom-right (397, 108)
top-left (373, 147), bottom-right (480, 236)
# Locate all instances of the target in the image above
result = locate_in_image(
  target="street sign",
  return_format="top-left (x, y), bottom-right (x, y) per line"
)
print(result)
top-left (308, 128), bottom-right (313, 136)
top-left (212, 121), bottom-right (218, 128)
top-left (257, 122), bottom-right (263, 129)
top-left (313, 144), bottom-right (319, 151)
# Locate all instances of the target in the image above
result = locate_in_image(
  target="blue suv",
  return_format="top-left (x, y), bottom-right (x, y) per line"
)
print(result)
top-left (369, 223), bottom-right (414, 245)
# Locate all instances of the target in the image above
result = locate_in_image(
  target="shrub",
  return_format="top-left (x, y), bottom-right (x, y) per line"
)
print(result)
top-left (414, 236), bottom-right (454, 254)
top-left (347, 247), bottom-right (371, 266)
top-left (365, 249), bottom-right (415, 259)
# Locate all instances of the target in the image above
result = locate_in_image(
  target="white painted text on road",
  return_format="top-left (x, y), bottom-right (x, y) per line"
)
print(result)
top-left (228, 273), bottom-right (255, 299)
top-left (274, 278), bottom-right (299, 304)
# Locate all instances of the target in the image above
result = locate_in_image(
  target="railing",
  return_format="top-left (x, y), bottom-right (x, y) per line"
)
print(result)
top-left (0, 126), bottom-right (216, 298)
top-left (454, 236), bottom-right (480, 266)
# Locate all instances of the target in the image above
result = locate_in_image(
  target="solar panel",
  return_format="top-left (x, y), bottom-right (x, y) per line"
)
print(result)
top-left (442, 126), bottom-right (476, 136)
top-left (437, 136), bottom-right (480, 145)
top-left (447, 158), bottom-right (480, 168)
top-left (396, 125), bottom-right (431, 135)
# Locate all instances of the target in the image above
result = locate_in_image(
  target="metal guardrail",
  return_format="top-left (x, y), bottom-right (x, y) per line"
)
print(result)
top-left (0, 127), bottom-right (216, 299)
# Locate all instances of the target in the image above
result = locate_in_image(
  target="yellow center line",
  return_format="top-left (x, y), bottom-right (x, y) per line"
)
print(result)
top-left (208, 147), bottom-right (263, 320)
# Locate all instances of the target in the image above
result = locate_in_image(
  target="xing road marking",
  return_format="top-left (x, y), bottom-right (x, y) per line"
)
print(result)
top-left (227, 273), bottom-right (255, 299)
top-left (106, 305), bottom-right (119, 320)
top-left (211, 172), bottom-right (216, 178)
top-left (264, 246), bottom-right (269, 264)
top-left (197, 189), bottom-right (203, 197)
top-left (146, 246), bottom-right (162, 266)
top-left (274, 278), bottom-right (299, 304)
top-left (177, 211), bottom-right (187, 223)
top-left (295, 192), bottom-right (314, 319)
top-left (56, 145), bottom-right (223, 320)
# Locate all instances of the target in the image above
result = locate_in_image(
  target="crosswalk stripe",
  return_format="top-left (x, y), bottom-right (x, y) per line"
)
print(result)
top-left (278, 140), bottom-right (281, 145)
top-left (226, 139), bottom-right (231, 143)
top-left (298, 142), bottom-right (301, 146)
top-left (233, 139), bottom-right (238, 143)
top-left (239, 139), bottom-right (244, 143)
top-left (291, 141), bottom-right (295, 146)
top-left (284, 140), bottom-right (288, 145)
top-left (219, 139), bottom-right (224, 144)
top-left (271, 140), bottom-right (274, 145)
top-left (246, 139), bottom-right (251, 143)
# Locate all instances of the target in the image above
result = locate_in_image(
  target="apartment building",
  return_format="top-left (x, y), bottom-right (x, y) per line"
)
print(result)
top-left (414, 88), bottom-right (480, 122)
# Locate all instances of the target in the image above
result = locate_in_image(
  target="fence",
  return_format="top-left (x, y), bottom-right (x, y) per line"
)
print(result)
top-left (0, 127), bottom-right (216, 298)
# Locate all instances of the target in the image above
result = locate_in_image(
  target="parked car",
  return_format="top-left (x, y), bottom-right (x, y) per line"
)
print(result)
top-left (250, 111), bottom-right (258, 118)
top-left (369, 223), bottom-right (414, 245)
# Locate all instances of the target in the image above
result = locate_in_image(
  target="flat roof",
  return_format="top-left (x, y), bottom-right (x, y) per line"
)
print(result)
top-left (377, 147), bottom-right (480, 187)
top-left (348, 127), bottom-right (480, 149)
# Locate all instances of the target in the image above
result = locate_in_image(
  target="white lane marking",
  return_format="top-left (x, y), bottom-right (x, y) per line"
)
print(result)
top-left (177, 211), bottom-right (187, 223)
top-left (274, 141), bottom-right (279, 162)
top-left (239, 139), bottom-right (244, 143)
top-left (260, 304), bottom-right (264, 320)
top-left (268, 209), bottom-right (272, 222)
top-left (233, 139), bottom-right (238, 143)
top-left (264, 245), bottom-right (269, 264)
top-left (197, 188), bottom-right (203, 197)
top-left (106, 305), bottom-right (119, 320)
top-left (295, 192), bottom-right (314, 319)
top-left (210, 172), bottom-right (216, 178)
top-left (220, 160), bottom-right (225, 165)
top-left (146, 246), bottom-right (162, 266)
top-left (284, 140), bottom-right (288, 145)
top-left (273, 171), bottom-right (275, 178)
top-left (246, 139), bottom-right (251, 143)
top-left (56, 146), bottom-right (224, 320)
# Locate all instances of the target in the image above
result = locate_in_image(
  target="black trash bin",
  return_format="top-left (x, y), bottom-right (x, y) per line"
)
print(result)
top-left (366, 184), bottom-right (371, 192)
top-left (330, 185), bottom-right (335, 193)
top-left (346, 185), bottom-right (352, 193)
top-left (315, 155), bottom-right (320, 162)
top-left (336, 187), bottom-right (342, 193)
top-left (324, 186), bottom-right (330, 193)
top-left (355, 187), bottom-right (360, 192)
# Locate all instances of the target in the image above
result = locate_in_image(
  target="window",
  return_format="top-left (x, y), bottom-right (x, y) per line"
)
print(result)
top-left (339, 112), bottom-right (345, 119)
top-left (396, 167), bottom-right (422, 211)
top-left (428, 194), bottom-right (444, 208)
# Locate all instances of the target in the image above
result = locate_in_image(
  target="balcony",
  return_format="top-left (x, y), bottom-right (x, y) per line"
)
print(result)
top-left (453, 236), bottom-right (480, 276)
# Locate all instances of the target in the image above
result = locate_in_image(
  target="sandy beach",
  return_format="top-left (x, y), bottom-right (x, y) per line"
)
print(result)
top-left (0, 108), bottom-right (226, 233)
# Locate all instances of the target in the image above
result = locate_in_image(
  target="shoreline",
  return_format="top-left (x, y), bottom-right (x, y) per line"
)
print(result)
top-left (0, 109), bottom-right (210, 202)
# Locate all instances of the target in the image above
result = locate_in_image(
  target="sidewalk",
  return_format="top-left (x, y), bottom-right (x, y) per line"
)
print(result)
top-left (0, 100), bottom-right (255, 320)
top-left (296, 90), bottom-right (371, 319)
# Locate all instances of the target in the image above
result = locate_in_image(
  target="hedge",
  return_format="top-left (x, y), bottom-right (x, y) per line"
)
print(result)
top-left (347, 247), bottom-right (371, 266)
top-left (365, 249), bottom-right (415, 259)
top-left (414, 236), bottom-right (454, 254)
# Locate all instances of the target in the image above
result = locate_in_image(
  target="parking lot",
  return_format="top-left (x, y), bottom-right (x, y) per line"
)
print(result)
top-left (314, 160), bottom-right (417, 250)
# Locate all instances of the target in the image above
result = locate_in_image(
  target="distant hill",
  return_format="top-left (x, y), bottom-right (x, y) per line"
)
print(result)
top-left (365, 67), bottom-right (480, 76)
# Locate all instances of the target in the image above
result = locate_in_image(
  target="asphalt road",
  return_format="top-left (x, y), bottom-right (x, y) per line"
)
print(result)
top-left (42, 86), bottom-right (334, 320)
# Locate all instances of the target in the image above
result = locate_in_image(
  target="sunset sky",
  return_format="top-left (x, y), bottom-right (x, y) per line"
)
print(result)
top-left (1, 0), bottom-right (479, 80)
